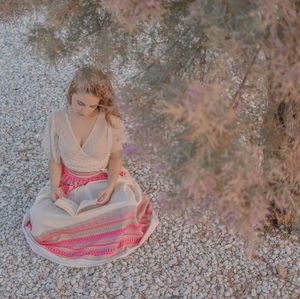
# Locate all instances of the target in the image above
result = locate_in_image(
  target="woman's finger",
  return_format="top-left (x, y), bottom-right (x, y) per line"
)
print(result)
top-left (99, 194), bottom-right (111, 204)
top-left (97, 196), bottom-right (106, 202)
top-left (52, 194), bottom-right (58, 202)
top-left (98, 191), bottom-right (105, 199)
top-left (59, 190), bottom-right (66, 198)
top-left (97, 194), bottom-right (108, 203)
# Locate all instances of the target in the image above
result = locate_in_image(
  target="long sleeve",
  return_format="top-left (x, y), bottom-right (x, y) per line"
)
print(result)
top-left (110, 115), bottom-right (126, 155)
top-left (41, 111), bottom-right (61, 164)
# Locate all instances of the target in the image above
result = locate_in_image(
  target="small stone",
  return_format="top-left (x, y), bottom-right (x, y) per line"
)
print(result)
top-left (224, 291), bottom-right (231, 297)
top-left (173, 289), bottom-right (180, 296)
top-left (57, 281), bottom-right (64, 290)
top-left (139, 285), bottom-right (147, 291)
top-left (285, 246), bottom-right (292, 255)
top-left (224, 244), bottom-right (232, 249)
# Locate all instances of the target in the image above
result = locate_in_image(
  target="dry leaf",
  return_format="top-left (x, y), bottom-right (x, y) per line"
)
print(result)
top-left (277, 265), bottom-right (288, 279)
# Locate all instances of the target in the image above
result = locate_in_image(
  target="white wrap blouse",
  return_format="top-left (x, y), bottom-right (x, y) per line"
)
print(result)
top-left (41, 106), bottom-right (125, 172)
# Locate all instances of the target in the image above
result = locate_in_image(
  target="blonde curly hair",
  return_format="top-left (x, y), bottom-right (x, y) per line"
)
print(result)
top-left (66, 65), bottom-right (121, 126)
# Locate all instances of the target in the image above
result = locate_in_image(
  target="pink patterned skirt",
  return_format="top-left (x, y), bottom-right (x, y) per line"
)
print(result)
top-left (21, 161), bottom-right (160, 267)
top-left (58, 160), bottom-right (127, 196)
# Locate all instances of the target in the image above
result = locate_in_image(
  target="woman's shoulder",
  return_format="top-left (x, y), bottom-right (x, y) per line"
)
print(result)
top-left (109, 114), bottom-right (122, 129)
top-left (48, 107), bottom-right (66, 128)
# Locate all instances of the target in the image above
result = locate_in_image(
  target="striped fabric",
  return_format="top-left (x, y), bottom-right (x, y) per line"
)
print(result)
top-left (21, 163), bottom-right (160, 267)
top-left (58, 160), bottom-right (127, 196)
top-left (24, 193), bottom-right (153, 259)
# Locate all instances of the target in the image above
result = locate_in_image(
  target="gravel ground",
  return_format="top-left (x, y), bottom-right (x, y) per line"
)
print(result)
top-left (1, 14), bottom-right (300, 299)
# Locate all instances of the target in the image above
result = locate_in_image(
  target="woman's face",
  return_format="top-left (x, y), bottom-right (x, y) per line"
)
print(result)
top-left (70, 93), bottom-right (100, 118)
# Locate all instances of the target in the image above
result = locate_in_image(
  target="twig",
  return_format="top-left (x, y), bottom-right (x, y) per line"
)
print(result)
top-left (231, 44), bottom-right (261, 110)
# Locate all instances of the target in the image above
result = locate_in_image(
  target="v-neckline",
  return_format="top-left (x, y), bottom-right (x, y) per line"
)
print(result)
top-left (65, 106), bottom-right (100, 151)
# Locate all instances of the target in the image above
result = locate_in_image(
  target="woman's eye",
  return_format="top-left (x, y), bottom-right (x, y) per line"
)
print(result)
top-left (78, 101), bottom-right (84, 106)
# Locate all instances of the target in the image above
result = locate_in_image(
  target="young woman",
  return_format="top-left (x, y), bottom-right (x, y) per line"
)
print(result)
top-left (22, 66), bottom-right (160, 267)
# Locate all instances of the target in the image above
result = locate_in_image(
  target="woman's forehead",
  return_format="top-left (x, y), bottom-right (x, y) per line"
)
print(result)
top-left (73, 92), bottom-right (99, 104)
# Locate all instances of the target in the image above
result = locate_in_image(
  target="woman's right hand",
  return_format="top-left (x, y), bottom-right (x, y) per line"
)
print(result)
top-left (51, 186), bottom-right (66, 202)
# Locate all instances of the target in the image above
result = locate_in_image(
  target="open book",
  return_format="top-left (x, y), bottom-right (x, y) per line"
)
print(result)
top-left (54, 196), bottom-right (106, 216)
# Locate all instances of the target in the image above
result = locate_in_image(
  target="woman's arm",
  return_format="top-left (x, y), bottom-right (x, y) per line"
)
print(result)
top-left (49, 158), bottom-right (62, 190)
top-left (107, 151), bottom-right (122, 189)
top-left (96, 152), bottom-right (122, 203)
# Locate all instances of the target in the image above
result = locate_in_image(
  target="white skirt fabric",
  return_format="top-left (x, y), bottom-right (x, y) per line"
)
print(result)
top-left (22, 173), bottom-right (160, 268)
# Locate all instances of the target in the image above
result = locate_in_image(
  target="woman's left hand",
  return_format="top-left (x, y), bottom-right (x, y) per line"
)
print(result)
top-left (96, 185), bottom-right (115, 205)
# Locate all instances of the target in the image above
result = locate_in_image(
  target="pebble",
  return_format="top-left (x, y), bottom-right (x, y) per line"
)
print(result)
top-left (285, 246), bottom-right (292, 255)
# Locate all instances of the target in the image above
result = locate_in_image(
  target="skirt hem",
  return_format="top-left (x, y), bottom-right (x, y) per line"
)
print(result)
top-left (21, 209), bottom-right (160, 268)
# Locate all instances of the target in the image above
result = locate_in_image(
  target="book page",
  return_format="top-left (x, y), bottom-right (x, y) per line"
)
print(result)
top-left (77, 198), bottom-right (104, 214)
top-left (54, 197), bottom-right (79, 216)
